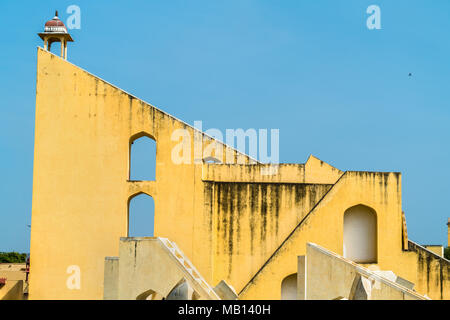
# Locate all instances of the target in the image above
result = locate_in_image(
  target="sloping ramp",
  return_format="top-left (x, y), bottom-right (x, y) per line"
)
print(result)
top-left (159, 237), bottom-right (219, 299)
top-left (104, 237), bottom-right (219, 300)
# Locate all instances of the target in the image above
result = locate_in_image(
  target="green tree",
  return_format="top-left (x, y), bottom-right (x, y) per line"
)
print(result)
top-left (0, 252), bottom-right (27, 263)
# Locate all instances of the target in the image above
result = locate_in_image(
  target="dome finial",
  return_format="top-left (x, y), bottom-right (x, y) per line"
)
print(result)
top-left (55, 10), bottom-right (58, 17)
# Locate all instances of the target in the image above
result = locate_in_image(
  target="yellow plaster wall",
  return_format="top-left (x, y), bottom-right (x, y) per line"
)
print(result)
top-left (0, 280), bottom-right (24, 300)
top-left (422, 245), bottom-right (443, 257)
top-left (30, 48), bottom-right (251, 299)
top-left (116, 237), bottom-right (218, 300)
top-left (207, 182), bottom-right (333, 291)
top-left (201, 156), bottom-right (343, 184)
top-left (0, 264), bottom-right (26, 281)
top-left (30, 47), bottom-right (449, 300)
top-left (408, 241), bottom-right (449, 299)
top-left (238, 172), bottom-right (449, 300)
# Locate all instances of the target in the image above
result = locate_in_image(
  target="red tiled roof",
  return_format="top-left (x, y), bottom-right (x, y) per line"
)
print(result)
top-left (43, 11), bottom-right (68, 33)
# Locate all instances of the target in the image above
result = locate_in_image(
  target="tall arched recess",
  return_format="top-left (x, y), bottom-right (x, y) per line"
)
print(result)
top-left (128, 193), bottom-right (155, 237)
top-left (281, 273), bottom-right (297, 300)
top-left (129, 132), bottom-right (156, 181)
top-left (343, 204), bottom-right (377, 263)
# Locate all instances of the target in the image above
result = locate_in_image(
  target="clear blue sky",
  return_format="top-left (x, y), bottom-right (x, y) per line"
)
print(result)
top-left (1, 0), bottom-right (450, 252)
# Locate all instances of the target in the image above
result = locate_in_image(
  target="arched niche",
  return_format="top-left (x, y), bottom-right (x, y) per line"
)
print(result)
top-left (343, 204), bottom-right (377, 263)
top-left (281, 273), bottom-right (297, 300)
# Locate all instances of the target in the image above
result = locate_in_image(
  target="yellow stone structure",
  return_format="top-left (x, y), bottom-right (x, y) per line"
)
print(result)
top-left (29, 21), bottom-right (449, 300)
top-left (423, 245), bottom-right (444, 257)
top-left (0, 264), bottom-right (27, 300)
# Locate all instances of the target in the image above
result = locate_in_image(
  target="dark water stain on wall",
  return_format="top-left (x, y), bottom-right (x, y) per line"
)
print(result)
top-left (227, 183), bottom-right (234, 276)
top-left (260, 185), bottom-right (268, 245)
top-left (213, 182), bottom-right (333, 280)
top-left (203, 182), bottom-right (214, 238)
top-left (273, 185), bottom-right (281, 236)
top-left (294, 184), bottom-right (307, 206)
top-left (249, 184), bottom-right (259, 255)
top-left (409, 241), bottom-right (449, 299)
top-left (235, 183), bottom-right (246, 255)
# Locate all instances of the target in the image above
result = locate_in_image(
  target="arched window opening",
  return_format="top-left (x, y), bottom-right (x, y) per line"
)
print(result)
top-left (128, 193), bottom-right (155, 237)
top-left (281, 273), bottom-right (297, 300)
top-left (343, 205), bottom-right (377, 263)
top-left (48, 40), bottom-right (63, 56)
top-left (129, 134), bottom-right (156, 181)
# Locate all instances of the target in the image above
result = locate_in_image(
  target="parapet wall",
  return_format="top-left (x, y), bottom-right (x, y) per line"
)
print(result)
top-left (202, 155), bottom-right (343, 184)
top-left (408, 240), bottom-right (450, 299)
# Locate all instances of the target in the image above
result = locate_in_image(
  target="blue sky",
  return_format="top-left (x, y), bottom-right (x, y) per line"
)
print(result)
top-left (1, 0), bottom-right (450, 252)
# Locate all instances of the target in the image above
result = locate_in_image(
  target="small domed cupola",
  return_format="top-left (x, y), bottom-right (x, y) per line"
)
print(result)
top-left (38, 11), bottom-right (74, 60)
top-left (44, 11), bottom-right (68, 33)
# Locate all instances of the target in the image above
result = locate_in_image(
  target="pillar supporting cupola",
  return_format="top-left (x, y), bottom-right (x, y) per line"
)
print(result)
top-left (38, 10), bottom-right (73, 60)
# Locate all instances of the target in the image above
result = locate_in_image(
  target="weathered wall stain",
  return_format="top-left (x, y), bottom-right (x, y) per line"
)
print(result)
top-left (32, 48), bottom-right (448, 300)
top-left (409, 241), bottom-right (449, 299)
top-left (211, 182), bottom-right (332, 289)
